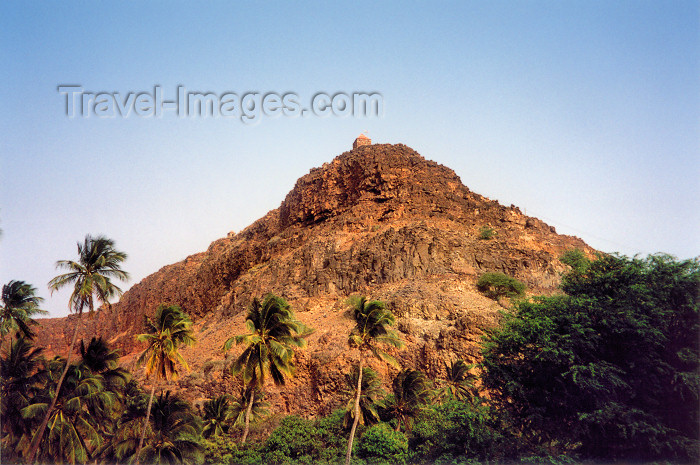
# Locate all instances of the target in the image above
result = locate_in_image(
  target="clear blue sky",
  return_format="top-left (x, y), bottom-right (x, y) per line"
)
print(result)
top-left (1, 1), bottom-right (698, 318)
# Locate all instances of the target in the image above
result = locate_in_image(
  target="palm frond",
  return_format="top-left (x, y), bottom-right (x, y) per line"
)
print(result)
top-left (347, 296), bottom-right (404, 361)
top-left (223, 294), bottom-right (310, 394)
top-left (48, 235), bottom-right (128, 315)
top-left (134, 305), bottom-right (195, 382)
top-left (370, 346), bottom-right (400, 368)
top-left (1, 280), bottom-right (46, 339)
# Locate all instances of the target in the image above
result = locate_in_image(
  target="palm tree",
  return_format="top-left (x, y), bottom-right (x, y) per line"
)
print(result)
top-left (228, 386), bottom-right (268, 431)
top-left (222, 294), bottom-right (310, 444)
top-left (97, 379), bottom-right (149, 464)
top-left (344, 296), bottom-right (403, 465)
top-left (0, 337), bottom-right (46, 461)
top-left (436, 359), bottom-right (477, 403)
top-left (48, 235), bottom-right (129, 314)
top-left (384, 369), bottom-right (432, 432)
top-left (79, 336), bottom-right (129, 391)
top-left (79, 337), bottom-right (120, 373)
top-left (0, 280), bottom-right (46, 347)
top-left (230, 386), bottom-right (269, 426)
top-left (134, 391), bottom-right (203, 464)
top-left (78, 336), bottom-right (129, 432)
top-left (27, 235), bottom-right (128, 464)
top-left (342, 366), bottom-right (385, 429)
top-left (134, 304), bottom-right (195, 465)
top-left (96, 389), bottom-right (202, 465)
top-left (22, 358), bottom-right (116, 464)
top-left (202, 395), bottom-right (232, 438)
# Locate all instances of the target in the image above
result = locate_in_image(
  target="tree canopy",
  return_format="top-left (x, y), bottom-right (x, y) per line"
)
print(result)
top-left (136, 305), bottom-right (196, 383)
top-left (48, 235), bottom-right (129, 315)
top-left (481, 253), bottom-right (700, 462)
top-left (0, 280), bottom-right (46, 342)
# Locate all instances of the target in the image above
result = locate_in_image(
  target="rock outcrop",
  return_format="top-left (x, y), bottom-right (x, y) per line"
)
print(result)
top-left (36, 143), bottom-right (594, 417)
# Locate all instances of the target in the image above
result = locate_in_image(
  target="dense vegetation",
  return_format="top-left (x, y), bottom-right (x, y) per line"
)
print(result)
top-left (476, 272), bottom-right (526, 299)
top-left (1, 233), bottom-right (698, 464)
top-left (482, 252), bottom-right (700, 462)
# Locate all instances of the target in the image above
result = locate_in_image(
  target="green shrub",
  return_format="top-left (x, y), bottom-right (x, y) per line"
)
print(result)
top-left (253, 412), bottom-right (350, 465)
top-left (410, 399), bottom-right (511, 463)
top-left (261, 416), bottom-right (320, 464)
top-left (203, 436), bottom-right (263, 465)
top-left (518, 453), bottom-right (579, 464)
top-left (559, 249), bottom-right (589, 273)
top-left (478, 226), bottom-right (496, 240)
top-left (476, 272), bottom-right (526, 299)
top-left (357, 423), bottom-right (409, 465)
top-left (315, 409), bottom-right (348, 462)
top-left (228, 445), bottom-right (264, 465)
top-left (203, 436), bottom-right (234, 465)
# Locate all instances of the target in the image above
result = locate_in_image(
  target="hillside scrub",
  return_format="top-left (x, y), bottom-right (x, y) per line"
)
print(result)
top-left (476, 272), bottom-right (526, 299)
top-left (478, 226), bottom-right (496, 240)
top-left (357, 423), bottom-right (409, 465)
top-left (559, 248), bottom-right (589, 273)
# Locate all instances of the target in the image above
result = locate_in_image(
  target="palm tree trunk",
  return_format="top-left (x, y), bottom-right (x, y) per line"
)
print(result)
top-left (26, 318), bottom-right (81, 464)
top-left (345, 357), bottom-right (363, 465)
top-left (241, 388), bottom-right (255, 444)
top-left (135, 383), bottom-right (156, 465)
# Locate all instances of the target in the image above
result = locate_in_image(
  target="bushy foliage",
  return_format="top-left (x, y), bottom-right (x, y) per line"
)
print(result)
top-left (255, 412), bottom-right (348, 465)
top-left (478, 226), bottom-right (495, 240)
top-left (202, 435), bottom-right (237, 465)
top-left (202, 435), bottom-right (262, 465)
top-left (203, 412), bottom-right (350, 465)
top-left (357, 423), bottom-right (409, 465)
top-left (262, 416), bottom-right (319, 464)
top-left (410, 399), bottom-right (511, 463)
top-left (476, 272), bottom-right (526, 299)
top-left (559, 249), bottom-right (589, 273)
top-left (481, 253), bottom-right (700, 462)
top-left (314, 409), bottom-right (348, 461)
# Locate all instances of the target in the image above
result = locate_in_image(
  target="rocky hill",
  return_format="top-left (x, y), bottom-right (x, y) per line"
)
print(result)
top-left (37, 143), bottom-right (594, 417)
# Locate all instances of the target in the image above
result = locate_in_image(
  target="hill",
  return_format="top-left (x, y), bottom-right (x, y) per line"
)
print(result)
top-left (36, 142), bottom-right (594, 417)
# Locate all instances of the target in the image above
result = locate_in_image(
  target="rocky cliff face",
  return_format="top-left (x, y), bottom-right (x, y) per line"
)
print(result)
top-left (37, 143), bottom-right (593, 417)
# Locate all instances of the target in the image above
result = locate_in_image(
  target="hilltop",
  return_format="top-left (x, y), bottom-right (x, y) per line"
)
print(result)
top-left (37, 142), bottom-right (593, 417)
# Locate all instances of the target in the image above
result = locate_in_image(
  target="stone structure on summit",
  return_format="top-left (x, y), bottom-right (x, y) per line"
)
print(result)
top-left (353, 133), bottom-right (371, 149)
